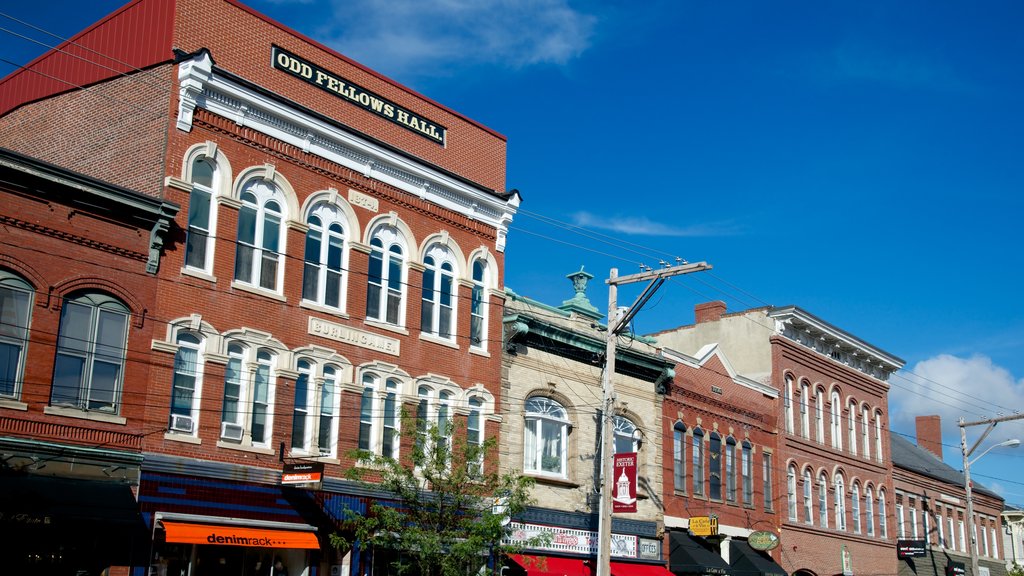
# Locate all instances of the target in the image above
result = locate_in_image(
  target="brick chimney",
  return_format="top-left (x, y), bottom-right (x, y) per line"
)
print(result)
top-left (916, 415), bottom-right (943, 459)
top-left (695, 301), bottom-right (727, 324)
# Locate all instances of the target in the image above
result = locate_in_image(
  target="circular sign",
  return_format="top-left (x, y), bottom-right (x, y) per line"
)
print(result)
top-left (748, 531), bottom-right (780, 551)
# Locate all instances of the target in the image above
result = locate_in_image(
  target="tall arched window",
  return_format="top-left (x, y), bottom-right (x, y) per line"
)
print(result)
top-left (803, 469), bottom-right (814, 524)
top-left (235, 179), bottom-right (284, 291)
top-left (360, 372), bottom-right (401, 458)
top-left (709, 432), bottom-right (722, 500)
top-left (0, 271), bottom-right (32, 400)
top-left (847, 401), bottom-right (858, 455)
top-left (421, 244), bottom-right (456, 340)
top-left (292, 359), bottom-right (313, 451)
top-left (52, 292), bottom-right (129, 413)
top-left (815, 388), bottom-right (825, 443)
top-left (169, 331), bottom-right (202, 433)
top-left (221, 343), bottom-right (246, 439)
top-left (866, 486), bottom-right (875, 537)
top-left (799, 381), bottom-right (810, 438)
top-left (185, 157), bottom-right (215, 271)
top-left (251, 349), bottom-right (274, 445)
top-left (879, 489), bottom-right (888, 538)
top-left (302, 204), bottom-right (347, 310)
top-left (786, 465), bottom-right (797, 521)
top-left (367, 226), bottom-right (405, 325)
top-left (830, 390), bottom-right (842, 450)
top-left (319, 365), bottom-right (339, 456)
top-left (852, 482), bottom-right (862, 533)
top-left (725, 436), bottom-right (737, 502)
top-left (861, 405), bottom-right (871, 459)
top-left (818, 473), bottom-right (829, 528)
top-left (692, 428), bottom-right (705, 497)
top-left (524, 397), bottom-right (570, 478)
top-left (784, 376), bottom-right (794, 434)
top-left (614, 416), bottom-right (639, 454)
top-left (741, 441), bottom-right (753, 505)
top-left (835, 473), bottom-right (847, 531)
top-left (382, 379), bottom-right (399, 459)
top-left (874, 411), bottom-right (884, 462)
top-left (467, 396), bottom-right (484, 476)
top-left (470, 259), bottom-right (487, 349)
top-left (673, 424), bottom-right (687, 493)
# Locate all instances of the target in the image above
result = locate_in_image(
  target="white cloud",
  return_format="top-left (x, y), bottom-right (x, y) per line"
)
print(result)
top-left (314, 0), bottom-right (597, 78)
top-left (890, 354), bottom-right (1024, 471)
top-left (570, 211), bottom-right (744, 237)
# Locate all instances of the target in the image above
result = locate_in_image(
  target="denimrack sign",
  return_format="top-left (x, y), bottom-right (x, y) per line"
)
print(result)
top-left (272, 46), bottom-right (447, 145)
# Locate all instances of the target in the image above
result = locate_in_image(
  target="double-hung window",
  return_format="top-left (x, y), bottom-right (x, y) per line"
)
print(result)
top-left (799, 381), bottom-right (809, 438)
top-left (367, 228), bottom-right (405, 325)
top-left (0, 272), bottom-right (32, 399)
top-left (852, 482), bottom-right (862, 533)
top-left (830, 391), bottom-right (842, 450)
top-left (815, 389), bottom-right (825, 443)
top-left (470, 259), bottom-right (487, 348)
top-left (219, 343), bottom-right (276, 447)
top-left (861, 406), bottom-right (871, 459)
top-left (673, 424), bottom-right (687, 493)
top-left (169, 332), bottom-right (202, 433)
top-left (803, 469), bottom-right (814, 524)
top-left (725, 437), bottom-right (737, 502)
top-left (359, 372), bottom-right (401, 459)
top-left (302, 204), bottom-right (347, 310)
top-left (741, 441), bottom-right (752, 505)
top-left (318, 365), bottom-right (338, 456)
top-left (222, 343), bottom-right (246, 438)
top-left (786, 465), bottom-right (797, 521)
top-left (290, 358), bottom-right (340, 457)
top-left (467, 397), bottom-right (484, 476)
top-left (784, 376), bottom-right (794, 434)
top-left (818, 473), bottom-right (829, 528)
top-left (292, 360), bottom-right (313, 451)
top-left (708, 432), bottom-right (722, 500)
top-left (762, 453), bottom-right (773, 511)
top-left (235, 180), bottom-right (284, 292)
top-left (692, 428), bottom-right (705, 497)
top-left (866, 487), bottom-right (875, 536)
top-left (185, 157), bottom-right (215, 271)
top-left (51, 293), bottom-right (129, 413)
top-left (524, 397), bottom-right (569, 478)
top-left (421, 245), bottom-right (455, 340)
top-left (835, 474), bottom-right (847, 531)
top-left (251, 350), bottom-right (273, 445)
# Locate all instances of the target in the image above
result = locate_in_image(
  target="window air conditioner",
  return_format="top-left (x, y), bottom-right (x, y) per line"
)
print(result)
top-left (221, 422), bottom-right (245, 441)
top-left (169, 414), bottom-right (194, 433)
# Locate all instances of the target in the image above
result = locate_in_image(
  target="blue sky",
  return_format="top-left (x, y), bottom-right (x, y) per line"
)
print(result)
top-left (3, 0), bottom-right (1023, 501)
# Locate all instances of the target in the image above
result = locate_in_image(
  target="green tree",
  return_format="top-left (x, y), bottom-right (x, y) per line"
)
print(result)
top-left (1008, 563), bottom-right (1024, 576)
top-left (330, 416), bottom-right (545, 576)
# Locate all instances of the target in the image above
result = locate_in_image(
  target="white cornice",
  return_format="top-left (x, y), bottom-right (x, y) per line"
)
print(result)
top-left (176, 53), bottom-right (517, 251)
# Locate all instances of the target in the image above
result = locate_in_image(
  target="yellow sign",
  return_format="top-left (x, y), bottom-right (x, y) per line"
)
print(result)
top-left (689, 515), bottom-right (719, 537)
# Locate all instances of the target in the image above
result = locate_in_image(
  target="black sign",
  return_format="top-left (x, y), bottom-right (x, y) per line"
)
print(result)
top-left (896, 539), bottom-right (927, 559)
top-left (272, 46), bottom-right (447, 145)
top-left (945, 561), bottom-right (966, 576)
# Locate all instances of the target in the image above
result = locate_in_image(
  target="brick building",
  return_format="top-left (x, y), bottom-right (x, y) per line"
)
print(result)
top-left (500, 268), bottom-right (675, 575)
top-left (892, 416), bottom-right (1007, 576)
top-left (659, 342), bottom-right (785, 576)
top-left (0, 0), bottom-right (519, 574)
top-left (652, 302), bottom-right (904, 576)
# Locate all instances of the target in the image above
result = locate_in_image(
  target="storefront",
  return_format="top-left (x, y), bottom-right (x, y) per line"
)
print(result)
top-left (503, 521), bottom-right (673, 576)
top-left (668, 531), bottom-right (732, 576)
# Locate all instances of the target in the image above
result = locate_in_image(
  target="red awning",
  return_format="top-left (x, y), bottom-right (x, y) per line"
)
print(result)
top-left (510, 554), bottom-right (593, 576)
top-left (610, 561), bottom-right (675, 576)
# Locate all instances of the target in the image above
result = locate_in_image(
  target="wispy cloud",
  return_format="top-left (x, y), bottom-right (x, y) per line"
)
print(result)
top-left (314, 0), bottom-right (597, 78)
top-left (570, 211), bottom-right (744, 237)
top-left (818, 42), bottom-right (971, 92)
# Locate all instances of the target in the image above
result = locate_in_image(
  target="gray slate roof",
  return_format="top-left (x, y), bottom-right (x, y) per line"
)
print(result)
top-left (890, 433), bottom-right (1001, 500)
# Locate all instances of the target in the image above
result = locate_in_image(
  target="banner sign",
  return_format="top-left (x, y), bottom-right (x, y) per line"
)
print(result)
top-left (689, 515), bottom-right (719, 537)
top-left (506, 522), bottom-right (638, 558)
top-left (282, 462), bottom-right (324, 485)
top-left (896, 539), bottom-right (927, 559)
top-left (272, 46), bottom-right (447, 145)
top-left (613, 452), bottom-right (638, 513)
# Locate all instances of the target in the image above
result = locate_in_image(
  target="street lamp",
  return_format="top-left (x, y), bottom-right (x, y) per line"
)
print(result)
top-left (962, 436), bottom-right (1020, 576)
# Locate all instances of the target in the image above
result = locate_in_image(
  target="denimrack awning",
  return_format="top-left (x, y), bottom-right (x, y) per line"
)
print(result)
top-left (161, 521), bottom-right (319, 549)
top-left (509, 554), bottom-right (592, 576)
top-left (729, 539), bottom-right (786, 576)
top-left (610, 561), bottom-right (675, 576)
top-left (669, 531), bottom-right (732, 576)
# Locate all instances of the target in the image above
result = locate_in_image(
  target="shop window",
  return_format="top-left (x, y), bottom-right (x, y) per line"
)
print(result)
top-left (302, 204), bottom-right (347, 310)
top-left (524, 396), bottom-right (570, 478)
top-left (51, 292), bottom-right (129, 413)
top-left (421, 244), bottom-right (456, 340)
top-left (0, 271), bottom-right (33, 400)
top-left (234, 179), bottom-right (285, 292)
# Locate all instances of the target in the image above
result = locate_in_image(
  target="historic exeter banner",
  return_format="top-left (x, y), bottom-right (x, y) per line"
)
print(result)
top-left (613, 452), bottom-right (638, 513)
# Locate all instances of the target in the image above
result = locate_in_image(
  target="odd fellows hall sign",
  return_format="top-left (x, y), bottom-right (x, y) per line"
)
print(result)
top-left (613, 452), bottom-right (638, 513)
top-left (272, 46), bottom-right (447, 145)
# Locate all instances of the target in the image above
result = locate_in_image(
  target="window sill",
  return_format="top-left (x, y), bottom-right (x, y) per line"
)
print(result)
top-left (288, 450), bottom-right (339, 465)
top-left (0, 399), bottom-right (28, 411)
top-left (527, 473), bottom-right (579, 488)
top-left (44, 405), bottom-right (127, 425)
top-left (164, 432), bottom-right (202, 444)
top-left (181, 267), bottom-right (217, 283)
top-left (231, 280), bottom-right (287, 302)
top-left (418, 332), bottom-right (460, 349)
top-left (469, 347), bottom-right (490, 358)
top-left (300, 300), bottom-right (349, 318)
top-left (216, 440), bottom-right (275, 455)
top-left (363, 319), bottom-right (409, 336)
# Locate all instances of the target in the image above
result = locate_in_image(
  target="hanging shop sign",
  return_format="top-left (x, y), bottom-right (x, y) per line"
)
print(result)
top-left (505, 522), bottom-right (638, 558)
top-left (748, 530), bottom-right (780, 551)
top-left (282, 462), bottom-right (324, 486)
top-left (272, 46), bottom-right (447, 145)
top-left (689, 515), bottom-right (719, 537)
top-left (613, 452), bottom-right (638, 513)
top-left (896, 539), bottom-right (927, 559)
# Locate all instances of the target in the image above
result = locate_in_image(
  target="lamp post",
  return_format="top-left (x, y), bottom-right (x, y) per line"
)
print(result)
top-left (961, 432), bottom-right (1020, 576)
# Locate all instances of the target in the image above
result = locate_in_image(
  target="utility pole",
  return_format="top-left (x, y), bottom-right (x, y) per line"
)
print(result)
top-left (596, 261), bottom-right (711, 576)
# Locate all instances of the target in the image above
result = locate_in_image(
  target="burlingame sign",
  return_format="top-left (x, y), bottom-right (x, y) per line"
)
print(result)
top-left (272, 46), bottom-right (447, 145)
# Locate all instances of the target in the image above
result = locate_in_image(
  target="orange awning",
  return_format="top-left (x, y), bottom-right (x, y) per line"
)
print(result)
top-left (162, 521), bottom-right (319, 549)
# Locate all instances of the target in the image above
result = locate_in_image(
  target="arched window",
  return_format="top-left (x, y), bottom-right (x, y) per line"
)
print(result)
top-left (725, 436), bottom-right (737, 502)
top-left (421, 244), bottom-right (456, 340)
top-left (709, 432), bottom-right (722, 500)
top-left (290, 359), bottom-right (341, 454)
top-left (169, 332), bottom-right (203, 434)
top-left (0, 271), bottom-right (33, 400)
top-left (234, 179), bottom-right (285, 292)
top-left (436, 390), bottom-right (453, 459)
top-left (852, 482), bottom-right (862, 533)
top-left (524, 397), bottom-right (570, 478)
top-left (251, 349), bottom-right (274, 445)
top-left (815, 388), bottom-right (825, 443)
top-left (741, 441), bottom-right (753, 505)
top-left (302, 204), bottom-right (347, 310)
top-left (673, 424), bottom-right (687, 493)
top-left (467, 396), bottom-right (484, 476)
top-left (382, 379), bottom-right (399, 458)
top-left (786, 465), bottom-right (797, 521)
top-left (861, 406), bottom-right (871, 459)
top-left (692, 428), bottom-right (705, 497)
top-left (470, 259), bottom-right (488, 348)
top-left (52, 292), bottom-right (129, 413)
top-left (800, 381), bottom-right (810, 438)
top-left (221, 343), bottom-right (247, 439)
top-left (879, 490), bottom-right (888, 538)
top-left (866, 486), bottom-right (875, 537)
top-left (367, 226), bottom-right (405, 325)
top-left (835, 473), bottom-right (847, 530)
top-left (803, 469), bottom-right (814, 524)
top-left (360, 372), bottom-right (402, 458)
top-left (830, 390), bottom-right (842, 450)
top-left (292, 359), bottom-right (314, 451)
top-left (614, 416), bottom-right (639, 454)
top-left (818, 473), bottom-right (829, 528)
top-left (874, 411), bottom-right (884, 463)
top-left (784, 376), bottom-right (794, 434)
top-left (185, 157), bottom-right (215, 271)
top-left (847, 401), bottom-right (858, 455)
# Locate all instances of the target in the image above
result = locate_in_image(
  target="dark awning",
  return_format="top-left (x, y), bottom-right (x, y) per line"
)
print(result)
top-left (0, 473), bottom-right (141, 525)
top-left (669, 531), bottom-right (732, 576)
top-left (509, 554), bottom-right (592, 576)
top-left (729, 539), bottom-right (787, 576)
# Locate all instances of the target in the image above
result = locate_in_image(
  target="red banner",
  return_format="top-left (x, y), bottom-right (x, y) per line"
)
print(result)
top-left (612, 452), bottom-right (638, 513)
